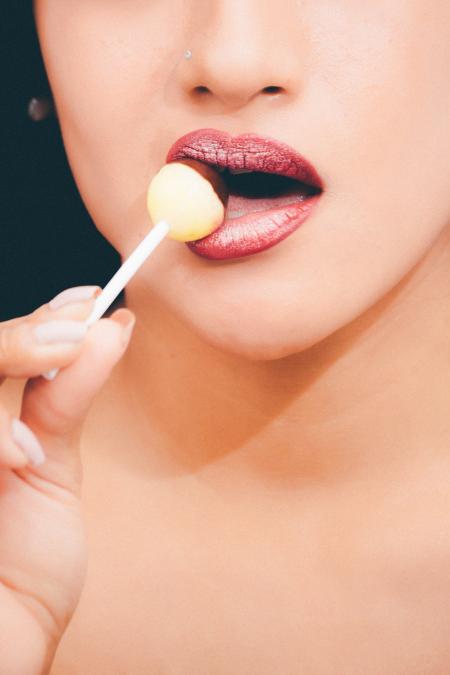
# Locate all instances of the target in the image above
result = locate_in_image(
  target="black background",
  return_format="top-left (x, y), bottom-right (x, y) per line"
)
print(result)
top-left (1, 3), bottom-right (121, 321)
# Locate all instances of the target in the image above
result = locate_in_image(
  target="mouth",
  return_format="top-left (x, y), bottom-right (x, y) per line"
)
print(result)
top-left (166, 128), bottom-right (324, 260)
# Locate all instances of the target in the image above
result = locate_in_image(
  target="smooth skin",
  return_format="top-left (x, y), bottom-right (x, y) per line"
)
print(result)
top-left (0, 0), bottom-right (449, 673)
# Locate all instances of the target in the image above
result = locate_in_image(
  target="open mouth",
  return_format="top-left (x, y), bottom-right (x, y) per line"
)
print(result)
top-left (219, 168), bottom-right (320, 219)
top-left (166, 128), bottom-right (324, 260)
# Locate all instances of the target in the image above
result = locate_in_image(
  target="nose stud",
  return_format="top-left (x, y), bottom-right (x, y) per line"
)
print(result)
top-left (183, 49), bottom-right (193, 60)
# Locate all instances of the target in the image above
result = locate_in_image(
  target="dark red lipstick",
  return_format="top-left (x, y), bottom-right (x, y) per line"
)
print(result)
top-left (166, 128), bottom-right (323, 260)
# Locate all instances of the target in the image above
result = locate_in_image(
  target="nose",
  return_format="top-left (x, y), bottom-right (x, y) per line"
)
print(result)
top-left (176, 1), bottom-right (303, 111)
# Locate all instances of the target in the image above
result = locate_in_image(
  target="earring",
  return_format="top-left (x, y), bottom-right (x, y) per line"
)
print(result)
top-left (27, 96), bottom-right (54, 122)
top-left (183, 49), bottom-right (193, 60)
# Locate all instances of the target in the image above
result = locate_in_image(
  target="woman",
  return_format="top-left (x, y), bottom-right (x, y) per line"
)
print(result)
top-left (1, 1), bottom-right (449, 673)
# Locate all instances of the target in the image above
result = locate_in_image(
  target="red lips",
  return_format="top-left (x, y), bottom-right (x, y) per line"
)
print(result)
top-left (166, 128), bottom-right (323, 260)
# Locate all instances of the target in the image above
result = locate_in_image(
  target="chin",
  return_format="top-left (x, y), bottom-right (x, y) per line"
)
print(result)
top-left (225, 339), bottom-right (309, 363)
top-left (180, 305), bottom-right (331, 362)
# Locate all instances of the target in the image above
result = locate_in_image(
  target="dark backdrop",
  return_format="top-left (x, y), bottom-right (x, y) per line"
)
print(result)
top-left (1, 3), bottom-right (122, 321)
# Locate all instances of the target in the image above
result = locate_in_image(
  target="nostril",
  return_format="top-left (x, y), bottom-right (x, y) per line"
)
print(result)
top-left (262, 86), bottom-right (283, 95)
top-left (194, 85), bottom-right (210, 95)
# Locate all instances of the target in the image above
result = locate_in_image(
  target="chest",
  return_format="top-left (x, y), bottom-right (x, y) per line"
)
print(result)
top-left (51, 471), bottom-right (450, 675)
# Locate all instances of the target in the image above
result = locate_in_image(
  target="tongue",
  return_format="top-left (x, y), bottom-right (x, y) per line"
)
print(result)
top-left (226, 185), bottom-right (310, 220)
top-left (224, 172), bottom-right (313, 220)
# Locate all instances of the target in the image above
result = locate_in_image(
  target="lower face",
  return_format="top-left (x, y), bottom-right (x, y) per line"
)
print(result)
top-left (34, 0), bottom-right (450, 360)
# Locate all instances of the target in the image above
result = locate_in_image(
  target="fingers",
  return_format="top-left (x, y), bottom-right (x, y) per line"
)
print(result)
top-left (16, 308), bottom-right (135, 493)
top-left (0, 286), bottom-right (101, 380)
top-left (0, 402), bottom-right (45, 469)
top-left (22, 308), bottom-right (135, 434)
top-left (0, 284), bottom-right (136, 495)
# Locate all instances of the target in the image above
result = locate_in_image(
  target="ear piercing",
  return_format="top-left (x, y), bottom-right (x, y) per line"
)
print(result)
top-left (27, 50), bottom-right (191, 123)
top-left (27, 96), bottom-right (53, 122)
top-left (26, 50), bottom-right (191, 125)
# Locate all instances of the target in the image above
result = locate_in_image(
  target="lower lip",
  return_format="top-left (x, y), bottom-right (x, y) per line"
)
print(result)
top-left (186, 194), bottom-right (321, 260)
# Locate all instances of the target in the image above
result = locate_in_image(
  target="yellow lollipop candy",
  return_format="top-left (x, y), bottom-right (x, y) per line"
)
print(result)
top-left (147, 159), bottom-right (228, 242)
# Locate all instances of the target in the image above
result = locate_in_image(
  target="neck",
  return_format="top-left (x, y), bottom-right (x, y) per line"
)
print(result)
top-left (104, 226), bottom-right (450, 491)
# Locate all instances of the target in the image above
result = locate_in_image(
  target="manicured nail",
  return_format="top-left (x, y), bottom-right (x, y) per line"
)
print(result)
top-left (42, 368), bottom-right (58, 381)
top-left (111, 311), bottom-right (136, 347)
top-left (121, 317), bottom-right (136, 347)
top-left (33, 320), bottom-right (88, 345)
top-left (11, 418), bottom-right (46, 467)
top-left (49, 285), bottom-right (101, 310)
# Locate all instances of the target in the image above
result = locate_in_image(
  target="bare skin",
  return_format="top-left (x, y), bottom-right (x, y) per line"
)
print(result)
top-left (0, 0), bottom-right (448, 673)
top-left (50, 222), bottom-right (450, 674)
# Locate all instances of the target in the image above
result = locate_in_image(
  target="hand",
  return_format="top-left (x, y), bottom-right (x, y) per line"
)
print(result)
top-left (0, 286), bottom-right (135, 675)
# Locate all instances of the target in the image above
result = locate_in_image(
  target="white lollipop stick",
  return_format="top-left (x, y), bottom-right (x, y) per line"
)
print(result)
top-left (42, 219), bottom-right (170, 381)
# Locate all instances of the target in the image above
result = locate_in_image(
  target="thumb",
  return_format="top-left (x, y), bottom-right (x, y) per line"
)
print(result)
top-left (18, 308), bottom-right (135, 489)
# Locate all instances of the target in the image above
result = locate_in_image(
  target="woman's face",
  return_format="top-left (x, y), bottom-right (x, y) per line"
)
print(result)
top-left (34, 0), bottom-right (449, 360)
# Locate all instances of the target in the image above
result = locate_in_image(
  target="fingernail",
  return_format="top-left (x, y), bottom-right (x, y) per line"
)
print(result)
top-left (49, 286), bottom-right (101, 310)
top-left (34, 320), bottom-right (88, 345)
top-left (121, 317), bottom-right (136, 347)
top-left (42, 368), bottom-right (58, 381)
top-left (11, 418), bottom-right (46, 467)
top-left (110, 310), bottom-right (136, 347)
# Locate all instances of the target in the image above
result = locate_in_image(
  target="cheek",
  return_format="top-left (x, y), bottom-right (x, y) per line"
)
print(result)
top-left (36, 1), bottom-right (185, 252)
top-left (308, 1), bottom-right (450, 217)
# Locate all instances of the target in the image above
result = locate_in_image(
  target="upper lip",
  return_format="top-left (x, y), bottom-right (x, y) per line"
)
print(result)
top-left (166, 128), bottom-right (324, 190)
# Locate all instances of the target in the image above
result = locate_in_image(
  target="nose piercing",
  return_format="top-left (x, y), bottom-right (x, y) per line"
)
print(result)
top-left (183, 49), bottom-right (193, 60)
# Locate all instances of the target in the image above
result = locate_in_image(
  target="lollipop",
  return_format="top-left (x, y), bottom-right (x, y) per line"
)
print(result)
top-left (147, 160), bottom-right (228, 241)
top-left (42, 160), bottom-right (227, 380)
